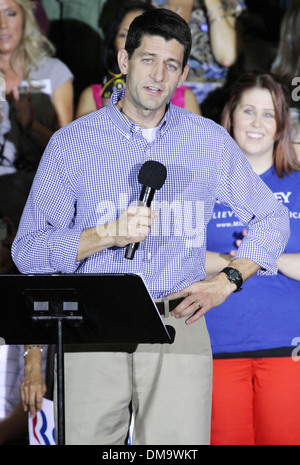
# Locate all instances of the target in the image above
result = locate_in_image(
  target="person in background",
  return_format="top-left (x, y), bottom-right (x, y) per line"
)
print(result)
top-left (31, 0), bottom-right (49, 36)
top-left (0, 344), bottom-right (48, 445)
top-left (205, 71), bottom-right (300, 445)
top-left (0, 0), bottom-right (73, 435)
top-left (271, 0), bottom-right (300, 159)
top-left (0, 0), bottom-right (73, 160)
top-left (76, 1), bottom-right (200, 118)
top-left (13, 9), bottom-right (289, 445)
top-left (40, 0), bottom-right (110, 103)
top-left (152, 0), bottom-right (246, 114)
top-left (0, 345), bottom-right (28, 445)
top-left (0, 0), bottom-right (74, 262)
top-left (0, 213), bottom-right (16, 274)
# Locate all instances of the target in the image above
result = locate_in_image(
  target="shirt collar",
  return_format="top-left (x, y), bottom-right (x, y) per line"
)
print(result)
top-left (106, 90), bottom-right (173, 139)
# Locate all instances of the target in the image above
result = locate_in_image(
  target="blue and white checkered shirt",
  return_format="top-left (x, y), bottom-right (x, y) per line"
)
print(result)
top-left (12, 91), bottom-right (289, 299)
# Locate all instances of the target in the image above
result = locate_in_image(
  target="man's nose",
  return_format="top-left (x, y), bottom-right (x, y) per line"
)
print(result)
top-left (150, 63), bottom-right (165, 82)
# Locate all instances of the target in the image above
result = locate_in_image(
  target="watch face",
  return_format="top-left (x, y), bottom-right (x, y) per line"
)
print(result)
top-left (229, 269), bottom-right (240, 280)
top-left (222, 267), bottom-right (243, 291)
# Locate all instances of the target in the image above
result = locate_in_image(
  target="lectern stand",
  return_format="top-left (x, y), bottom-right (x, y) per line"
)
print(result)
top-left (0, 273), bottom-right (175, 445)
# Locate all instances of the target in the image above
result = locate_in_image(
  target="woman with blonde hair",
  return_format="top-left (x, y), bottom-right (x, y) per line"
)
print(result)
top-left (0, 0), bottom-right (73, 439)
top-left (0, 0), bottom-right (74, 303)
top-left (8, 0), bottom-right (54, 83)
top-left (0, 1), bottom-right (73, 444)
top-left (0, 0), bottom-right (73, 158)
top-left (0, 0), bottom-right (73, 224)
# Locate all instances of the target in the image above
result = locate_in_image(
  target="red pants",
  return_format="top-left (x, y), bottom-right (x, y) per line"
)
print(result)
top-left (211, 357), bottom-right (300, 445)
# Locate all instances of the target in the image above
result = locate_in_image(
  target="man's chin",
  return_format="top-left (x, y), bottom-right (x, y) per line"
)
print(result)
top-left (141, 96), bottom-right (171, 112)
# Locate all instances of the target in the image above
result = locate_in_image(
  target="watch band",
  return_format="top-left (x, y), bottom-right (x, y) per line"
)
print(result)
top-left (220, 267), bottom-right (243, 292)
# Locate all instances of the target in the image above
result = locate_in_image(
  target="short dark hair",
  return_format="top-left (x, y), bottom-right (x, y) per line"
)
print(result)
top-left (101, 1), bottom-right (155, 72)
top-left (125, 8), bottom-right (192, 70)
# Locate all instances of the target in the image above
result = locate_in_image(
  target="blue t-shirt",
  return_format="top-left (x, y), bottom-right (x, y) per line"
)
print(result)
top-left (205, 166), bottom-right (300, 354)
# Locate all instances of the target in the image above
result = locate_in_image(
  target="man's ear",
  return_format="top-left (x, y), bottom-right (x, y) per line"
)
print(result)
top-left (118, 49), bottom-right (129, 75)
top-left (177, 64), bottom-right (189, 88)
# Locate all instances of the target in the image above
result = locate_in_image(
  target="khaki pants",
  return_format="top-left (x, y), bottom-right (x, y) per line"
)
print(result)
top-left (56, 315), bottom-right (212, 445)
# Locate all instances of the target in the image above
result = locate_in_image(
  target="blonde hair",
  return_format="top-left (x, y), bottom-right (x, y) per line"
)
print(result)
top-left (12, 0), bottom-right (55, 81)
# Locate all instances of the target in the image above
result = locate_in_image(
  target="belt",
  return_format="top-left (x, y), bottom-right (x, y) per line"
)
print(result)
top-left (154, 296), bottom-right (187, 317)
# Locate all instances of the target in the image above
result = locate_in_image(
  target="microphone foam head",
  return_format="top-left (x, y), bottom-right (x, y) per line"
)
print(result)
top-left (138, 160), bottom-right (167, 190)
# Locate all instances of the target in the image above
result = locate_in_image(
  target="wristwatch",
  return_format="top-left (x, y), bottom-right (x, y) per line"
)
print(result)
top-left (220, 267), bottom-right (243, 292)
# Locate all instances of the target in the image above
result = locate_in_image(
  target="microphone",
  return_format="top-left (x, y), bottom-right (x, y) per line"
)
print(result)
top-left (125, 160), bottom-right (167, 260)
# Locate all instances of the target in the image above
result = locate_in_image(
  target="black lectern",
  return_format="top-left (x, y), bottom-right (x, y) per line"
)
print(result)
top-left (0, 273), bottom-right (175, 445)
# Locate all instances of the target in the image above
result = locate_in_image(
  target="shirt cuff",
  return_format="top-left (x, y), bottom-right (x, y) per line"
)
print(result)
top-left (48, 228), bottom-right (83, 273)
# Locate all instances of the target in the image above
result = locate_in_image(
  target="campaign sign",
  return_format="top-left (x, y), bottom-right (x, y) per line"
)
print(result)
top-left (28, 398), bottom-right (55, 445)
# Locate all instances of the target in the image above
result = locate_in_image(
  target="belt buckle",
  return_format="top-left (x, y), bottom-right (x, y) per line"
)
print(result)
top-left (162, 298), bottom-right (170, 318)
top-left (155, 294), bottom-right (188, 317)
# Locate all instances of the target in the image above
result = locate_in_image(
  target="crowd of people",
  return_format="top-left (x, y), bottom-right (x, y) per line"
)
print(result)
top-left (0, 0), bottom-right (299, 446)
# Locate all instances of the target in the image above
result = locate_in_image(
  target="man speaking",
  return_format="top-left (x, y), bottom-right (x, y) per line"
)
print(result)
top-left (12, 8), bottom-right (289, 445)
